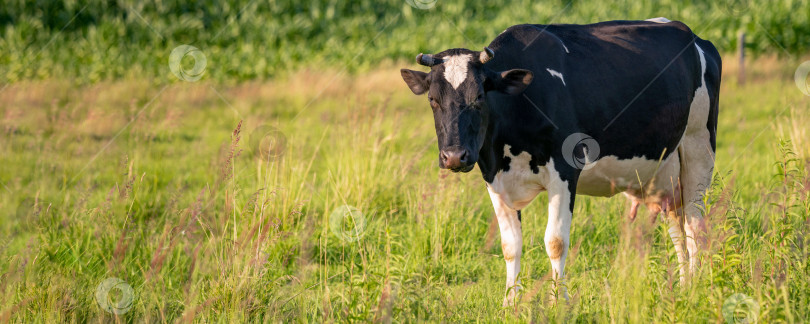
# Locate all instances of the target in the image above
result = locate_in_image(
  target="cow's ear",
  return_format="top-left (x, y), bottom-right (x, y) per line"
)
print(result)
top-left (401, 69), bottom-right (429, 95)
top-left (490, 69), bottom-right (533, 95)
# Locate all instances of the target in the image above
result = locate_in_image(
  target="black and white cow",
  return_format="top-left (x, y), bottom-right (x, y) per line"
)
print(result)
top-left (401, 18), bottom-right (720, 305)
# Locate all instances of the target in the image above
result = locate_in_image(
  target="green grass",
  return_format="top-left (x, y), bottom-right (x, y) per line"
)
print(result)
top-left (2, 0), bottom-right (809, 83)
top-left (1, 58), bottom-right (809, 322)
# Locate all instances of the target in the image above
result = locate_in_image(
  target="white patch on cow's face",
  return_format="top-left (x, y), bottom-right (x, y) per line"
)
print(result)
top-left (443, 54), bottom-right (472, 89)
top-left (546, 68), bottom-right (566, 86)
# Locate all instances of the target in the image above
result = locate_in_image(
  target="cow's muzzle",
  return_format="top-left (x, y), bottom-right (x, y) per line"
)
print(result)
top-left (440, 147), bottom-right (474, 172)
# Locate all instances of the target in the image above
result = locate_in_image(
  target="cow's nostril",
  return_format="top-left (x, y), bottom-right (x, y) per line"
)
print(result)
top-left (440, 148), bottom-right (469, 170)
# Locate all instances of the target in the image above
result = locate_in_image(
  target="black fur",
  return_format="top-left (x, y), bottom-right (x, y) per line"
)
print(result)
top-left (480, 21), bottom-right (720, 210)
top-left (402, 20), bottom-right (721, 211)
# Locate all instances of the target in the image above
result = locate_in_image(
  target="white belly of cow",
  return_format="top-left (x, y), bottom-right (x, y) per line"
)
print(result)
top-left (577, 153), bottom-right (680, 198)
top-left (487, 145), bottom-right (681, 210)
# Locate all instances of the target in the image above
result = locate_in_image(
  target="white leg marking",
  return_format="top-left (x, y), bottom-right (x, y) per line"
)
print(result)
top-left (443, 54), bottom-right (472, 89)
top-left (487, 145), bottom-right (549, 305)
top-left (684, 218), bottom-right (706, 273)
top-left (488, 185), bottom-right (523, 307)
top-left (543, 160), bottom-right (571, 301)
top-left (545, 68), bottom-right (566, 86)
top-left (666, 209), bottom-right (688, 283)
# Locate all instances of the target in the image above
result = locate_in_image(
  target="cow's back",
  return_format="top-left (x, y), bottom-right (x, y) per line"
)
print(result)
top-left (486, 20), bottom-right (706, 163)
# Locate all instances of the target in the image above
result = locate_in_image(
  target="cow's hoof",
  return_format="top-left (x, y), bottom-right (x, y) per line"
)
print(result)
top-left (549, 289), bottom-right (570, 304)
top-left (502, 289), bottom-right (521, 308)
top-left (502, 297), bottom-right (516, 308)
top-left (502, 282), bottom-right (523, 308)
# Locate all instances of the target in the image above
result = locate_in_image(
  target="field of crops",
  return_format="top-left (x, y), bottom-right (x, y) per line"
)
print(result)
top-left (1, 0), bottom-right (809, 82)
top-left (2, 0), bottom-right (810, 322)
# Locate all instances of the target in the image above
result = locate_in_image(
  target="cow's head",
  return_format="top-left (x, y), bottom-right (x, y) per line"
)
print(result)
top-left (400, 47), bottom-right (533, 172)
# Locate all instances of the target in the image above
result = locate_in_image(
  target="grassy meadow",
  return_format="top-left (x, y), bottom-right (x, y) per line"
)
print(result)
top-left (2, 58), bottom-right (810, 322)
top-left (2, 0), bottom-right (810, 323)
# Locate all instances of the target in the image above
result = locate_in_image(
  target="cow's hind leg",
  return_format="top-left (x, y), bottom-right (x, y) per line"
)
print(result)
top-left (625, 193), bottom-right (641, 221)
top-left (645, 191), bottom-right (688, 283)
top-left (678, 42), bottom-right (717, 275)
top-left (665, 206), bottom-right (688, 283)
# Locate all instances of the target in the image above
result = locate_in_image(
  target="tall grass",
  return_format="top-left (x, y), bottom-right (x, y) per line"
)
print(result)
top-left (1, 57), bottom-right (809, 321)
top-left (1, 0), bottom-right (809, 83)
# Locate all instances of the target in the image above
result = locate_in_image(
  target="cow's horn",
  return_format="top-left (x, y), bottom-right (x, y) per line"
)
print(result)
top-left (480, 47), bottom-right (494, 64)
top-left (417, 53), bottom-right (436, 66)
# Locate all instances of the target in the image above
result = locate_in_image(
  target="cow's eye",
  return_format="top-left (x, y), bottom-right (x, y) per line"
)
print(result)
top-left (476, 94), bottom-right (484, 101)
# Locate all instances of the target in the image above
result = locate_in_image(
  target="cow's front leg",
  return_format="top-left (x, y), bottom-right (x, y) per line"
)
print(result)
top-left (544, 164), bottom-right (576, 302)
top-left (487, 186), bottom-right (523, 307)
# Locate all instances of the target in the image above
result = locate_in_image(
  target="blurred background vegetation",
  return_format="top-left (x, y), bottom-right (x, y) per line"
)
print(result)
top-left (2, 0), bottom-right (810, 321)
top-left (1, 0), bottom-right (808, 83)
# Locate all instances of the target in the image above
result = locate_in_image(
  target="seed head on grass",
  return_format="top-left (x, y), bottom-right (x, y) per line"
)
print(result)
top-left (218, 120), bottom-right (243, 185)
